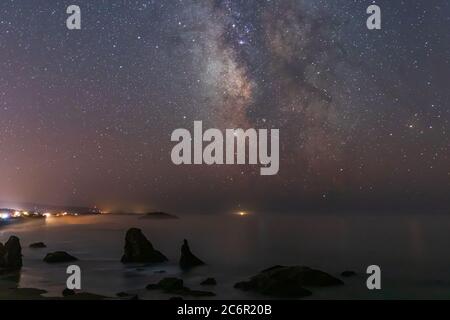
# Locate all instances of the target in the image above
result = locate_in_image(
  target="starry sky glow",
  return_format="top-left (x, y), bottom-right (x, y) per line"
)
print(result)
top-left (1, 0), bottom-right (449, 213)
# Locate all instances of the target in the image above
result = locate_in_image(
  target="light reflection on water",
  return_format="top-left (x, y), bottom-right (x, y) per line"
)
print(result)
top-left (1, 213), bottom-right (450, 299)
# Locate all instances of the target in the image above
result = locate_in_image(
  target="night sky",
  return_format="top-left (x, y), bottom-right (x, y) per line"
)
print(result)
top-left (0, 0), bottom-right (449, 213)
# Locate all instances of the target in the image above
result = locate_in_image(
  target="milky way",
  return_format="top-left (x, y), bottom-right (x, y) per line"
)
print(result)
top-left (0, 0), bottom-right (449, 213)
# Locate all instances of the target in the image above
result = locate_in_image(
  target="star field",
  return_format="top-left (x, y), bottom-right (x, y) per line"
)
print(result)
top-left (0, 0), bottom-right (449, 212)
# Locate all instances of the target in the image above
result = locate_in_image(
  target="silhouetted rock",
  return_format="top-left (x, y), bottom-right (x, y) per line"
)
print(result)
top-left (116, 292), bottom-right (138, 300)
top-left (140, 212), bottom-right (179, 219)
top-left (117, 292), bottom-right (129, 297)
top-left (157, 277), bottom-right (184, 291)
top-left (121, 228), bottom-right (168, 263)
top-left (62, 288), bottom-right (76, 297)
top-left (29, 242), bottom-right (47, 249)
top-left (200, 278), bottom-right (217, 286)
top-left (0, 243), bottom-right (5, 268)
top-left (146, 277), bottom-right (215, 297)
top-left (0, 236), bottom-right (23, 270)
top-left (179, 239), bottom-right (205, 270)
top-left (341, 270), bottom-right (357, 277)
top-left (117, 292), bottom-right (132, 297)
top-left (234, 266), bottom-right (343, 298)
top-left (62, 292), bottom-right (108, 300)
top-left (169, 296), bottom-right (183, 301)
top-left (43, 251), bottom-right (78, 263)
top-left (186, 289), bottom-right (215, 297)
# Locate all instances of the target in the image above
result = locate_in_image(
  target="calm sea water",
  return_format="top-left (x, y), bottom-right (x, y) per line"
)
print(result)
top-left (1, 213), bottom-right (450, 299)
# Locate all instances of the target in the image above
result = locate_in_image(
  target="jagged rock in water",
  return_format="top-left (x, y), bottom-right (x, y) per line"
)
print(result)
top-left (121, 228), bottom-right (168, 263)
top-left (43, 251), bottom-right (78, 263)
top-left (341, 270), bottom-right (357, 277)
top-left (116, 292), bottom-right (139, 300)
top-left (0, 236), bottom-right (23, 270)
top-left (29, 242), bottom-right (47, 249)
top-left (146, 277), bottom-right (215, 297)
top-left (62, 288), bottom-right (76, 297)
top-left (179, 239), bottom-right (205, 270)
top-left (234, 265), bottom-right (344, 298)
top-left (116, 292), bottom-right (130, 297)
top-left (200, 278), bottom-right (217, 286)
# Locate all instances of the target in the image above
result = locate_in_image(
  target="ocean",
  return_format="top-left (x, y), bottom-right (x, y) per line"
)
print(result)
top-left (1, 212), bottom-right (450, 299)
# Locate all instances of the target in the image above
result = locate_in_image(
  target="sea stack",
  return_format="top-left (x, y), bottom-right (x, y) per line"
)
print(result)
top-left (121, 228), bottom-right (168, 263)
top-left (0, 236), bottom-right (23, 271)
top-left (179, 239), bottom-right (205, 270)
top-left (44, 251), bottom-right (78, 263)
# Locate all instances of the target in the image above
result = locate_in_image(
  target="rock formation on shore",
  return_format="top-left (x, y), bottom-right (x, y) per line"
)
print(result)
top-left (179, 239), bottom-right (205, 270)
top-left (121, 228), bottom-right (168, 263)
top-left (146, 277), bottom-right (215, 297)
top-left (43, 251), bottom-right (78, 263)
top-left (234, 265), bottom-right (344, 298)
top-left (0, 236), bottom-right (23, 271)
